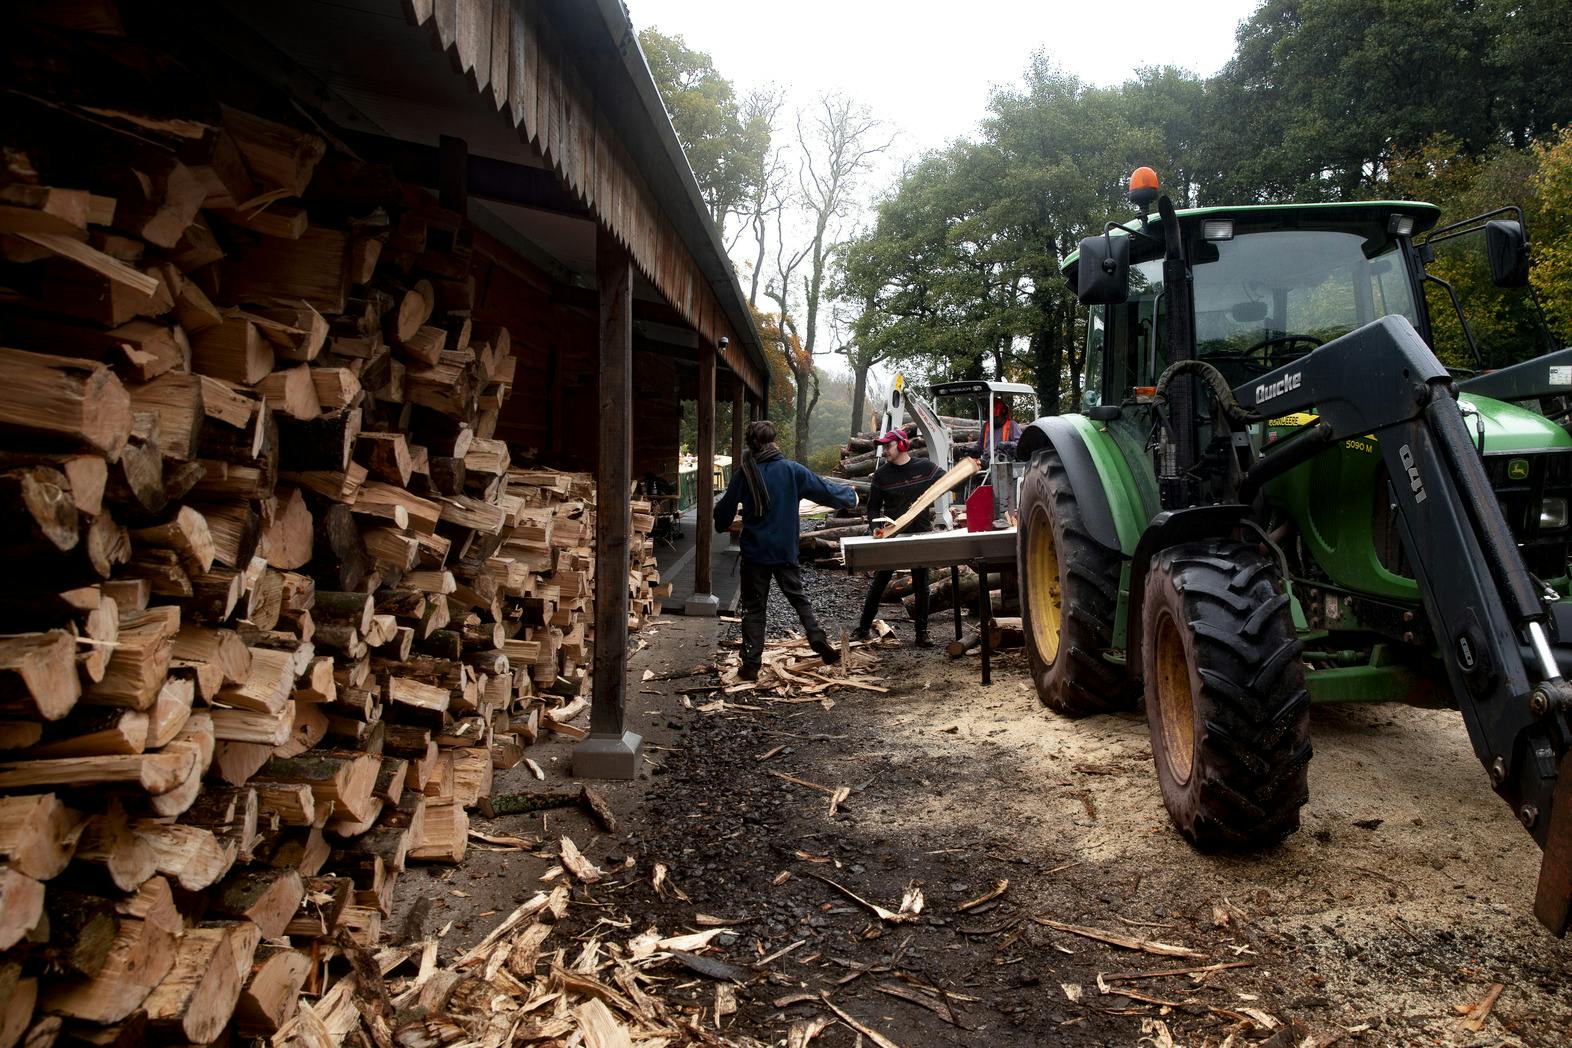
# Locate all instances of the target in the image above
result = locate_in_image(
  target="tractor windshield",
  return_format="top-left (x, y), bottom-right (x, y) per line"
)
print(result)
top-left (1125, 227), bottom-right (1422, 387)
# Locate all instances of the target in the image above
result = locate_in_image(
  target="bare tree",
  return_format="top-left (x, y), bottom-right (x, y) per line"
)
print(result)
top-left (765, 200), bottom-right (815, 462)
top-left (764, 95), bottom-right (890, 462)
top-left (796, 95), bottom-right (890, 360)
top-left (728, 89), bottom-right (787, 292)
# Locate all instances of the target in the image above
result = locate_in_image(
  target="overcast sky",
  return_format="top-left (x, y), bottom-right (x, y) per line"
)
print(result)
top-left (624, 1), bottom-right (1262, 393)
top-left (626, 0), bottom-right (1262, 156)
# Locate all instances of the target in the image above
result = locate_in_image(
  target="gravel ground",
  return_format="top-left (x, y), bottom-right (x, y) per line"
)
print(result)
top-left (401, 560), bottom-right (1572, 1047)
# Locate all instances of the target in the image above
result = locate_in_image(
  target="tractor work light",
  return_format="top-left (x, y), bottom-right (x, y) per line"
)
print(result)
top-left (1388, 214), bottom-right (1416, 236)
top-left (1540, 497), bottom-right (1568, 530)
top-left (1202, 219), bottom-right (1234, 241)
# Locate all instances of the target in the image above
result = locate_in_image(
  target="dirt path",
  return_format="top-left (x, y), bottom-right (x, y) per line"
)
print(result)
top-left (403, 567), bottom-right (1572, 1046)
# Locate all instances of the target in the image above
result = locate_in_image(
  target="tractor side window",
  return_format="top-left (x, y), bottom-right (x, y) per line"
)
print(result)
top-left (1101, 260), bottom-right (1164, 396)
top-left (1130, 260), bottom-right (1164, 386)
top-left (1421, 228), bottom-right (1552, 370)
top-left (1082, 310), bottom-right (1105, 408)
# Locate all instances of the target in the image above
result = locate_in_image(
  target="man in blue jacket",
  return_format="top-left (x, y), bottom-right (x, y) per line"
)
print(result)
top-left (714, 420), bottom-right (858, 681)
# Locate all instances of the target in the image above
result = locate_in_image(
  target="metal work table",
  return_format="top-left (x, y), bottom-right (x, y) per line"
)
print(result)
top-left (843, 529), bottom-right (1020, 684)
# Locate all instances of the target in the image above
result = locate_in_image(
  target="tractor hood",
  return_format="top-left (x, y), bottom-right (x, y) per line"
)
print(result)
top-left (1455, 393), bottom-right (1572, 455)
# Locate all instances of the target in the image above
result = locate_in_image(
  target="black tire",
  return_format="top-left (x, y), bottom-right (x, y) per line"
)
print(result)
top-left (1017, 448), bottom-right (1134, 716)
top-left (1141, 540), bottom-right (1312, 849)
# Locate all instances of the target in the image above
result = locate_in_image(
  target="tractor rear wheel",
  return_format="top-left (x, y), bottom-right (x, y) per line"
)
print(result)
top-left (1017, 448), bottom-right (1133, 716)
top-left (1141, 540), bottom-right (1312, 848)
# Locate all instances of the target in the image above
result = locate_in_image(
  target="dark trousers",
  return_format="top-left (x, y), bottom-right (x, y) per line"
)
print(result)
top-left (740, 559), bottom-right (825, 668)
top-left (860, 567), bottom-right (929, 631)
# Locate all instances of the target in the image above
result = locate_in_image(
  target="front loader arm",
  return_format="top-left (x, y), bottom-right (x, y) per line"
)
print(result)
top-left (1234, 316), bottom-right (1572, 931)
top-left (1457, 346), bottom-right (1572, 405)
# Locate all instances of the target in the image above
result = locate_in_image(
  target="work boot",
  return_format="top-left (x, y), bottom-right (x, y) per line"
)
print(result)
top-left (808, 632), bottom-right (842, 666)
top-left (914, 627), bottom-right (934, 649)
top-left (738, 662), bottom-right (760, 682)
top-left (850, 625), bottom-right (873, 642)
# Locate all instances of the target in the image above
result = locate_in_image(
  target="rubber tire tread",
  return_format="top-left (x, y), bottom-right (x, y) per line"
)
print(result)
top-left (1017, 448), bottom-right (1134, 716)
top-left (1142, 540), bottom-right (1312, 849)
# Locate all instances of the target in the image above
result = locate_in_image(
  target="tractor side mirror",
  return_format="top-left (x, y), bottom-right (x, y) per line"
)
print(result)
top-left (1486, 219), bottom-right (1530, 288)
top-left (1076, 234), bottom-right (1130, 305)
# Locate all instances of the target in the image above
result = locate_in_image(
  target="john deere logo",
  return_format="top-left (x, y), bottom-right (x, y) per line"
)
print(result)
top-left (1508, 458), bottom-right (1530, 481)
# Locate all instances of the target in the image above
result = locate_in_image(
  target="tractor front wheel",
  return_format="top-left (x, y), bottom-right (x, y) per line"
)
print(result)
top-left (1017, 448), bottom-right (1133, 716)
top-left (1142, 540), bottom-right (1313, 848)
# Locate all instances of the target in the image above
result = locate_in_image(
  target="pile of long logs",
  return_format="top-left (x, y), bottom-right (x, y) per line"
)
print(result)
top-left (806, 414), bottom-right (983, 565)
top-left (0, 25), bottom-right (655, 1045)
top-left (833, 418), bottom-right (982, 480)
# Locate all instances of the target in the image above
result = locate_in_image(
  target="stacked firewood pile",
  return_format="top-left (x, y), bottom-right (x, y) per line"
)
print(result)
top-left (0, 36), bottom-right (662, 1048)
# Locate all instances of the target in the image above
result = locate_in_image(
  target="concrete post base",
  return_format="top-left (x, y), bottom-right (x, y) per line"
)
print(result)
top-left (573, 730), bottom-right (644, 779)
top-left (684, 592), bottom-right (720, 617)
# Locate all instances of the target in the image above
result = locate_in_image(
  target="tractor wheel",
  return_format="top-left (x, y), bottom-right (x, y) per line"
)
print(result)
top-left (1017, 448), bottom-right (1134, 716)
top-left (1141, 540), bottom-right (1313, 849)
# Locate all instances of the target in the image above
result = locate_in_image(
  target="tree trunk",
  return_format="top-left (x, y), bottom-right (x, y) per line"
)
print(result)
top-left (793, 371), bottom-right (811, 464)
top-left (849, 361), bottom-right (869, 437)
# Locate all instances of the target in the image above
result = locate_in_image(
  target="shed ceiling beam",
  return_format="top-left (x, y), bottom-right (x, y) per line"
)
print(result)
top-left (340, 130), bottom-right (589, 217)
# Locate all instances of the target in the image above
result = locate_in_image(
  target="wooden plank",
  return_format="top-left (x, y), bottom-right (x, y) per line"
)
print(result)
top-left (507, 0), bottom-right (527, 127)
top-left (489, 0), bottom-right (509, 109)
top-left (521, 0), bottom-right (540, 144)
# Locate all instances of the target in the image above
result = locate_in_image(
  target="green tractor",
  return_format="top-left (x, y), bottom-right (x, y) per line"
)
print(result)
top-left (1019, 169), bottom-right (1572, 933)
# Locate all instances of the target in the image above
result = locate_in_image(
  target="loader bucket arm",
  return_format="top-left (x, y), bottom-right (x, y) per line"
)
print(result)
top-left (1233, 316), bottom-right (1572, 932)
top-left (1456, 346), bottom-right (1572, 405)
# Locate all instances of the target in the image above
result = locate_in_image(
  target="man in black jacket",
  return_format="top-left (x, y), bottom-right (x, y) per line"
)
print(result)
top-left (851, 429), bottom-right (943, 646)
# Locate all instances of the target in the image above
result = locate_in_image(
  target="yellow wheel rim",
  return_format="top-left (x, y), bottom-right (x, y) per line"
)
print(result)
top-left (1026, 505), bottom-right (1063, 665)
top-left (1153, 609), bottom-right (1195, 785)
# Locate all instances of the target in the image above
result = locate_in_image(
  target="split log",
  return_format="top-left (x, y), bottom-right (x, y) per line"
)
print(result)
top-left (209, 868), bottom-right (305, 940)
top-left (0, 795), bottom-right (82, 880)
top-left (40, 889), bottom-right (120, 977)
top-left (408, 800), bottom-right (466, 864)
top-left (0, 867), bottom-right (44, 951)
top-left (40, 915), bottom-right (178, 1024)
top-left (0, 348), bottom-right (132, 459)
top-left (141, 921), bottom-right (260, 1044)
top-left (131, 821), bottom-right (235, 891)
top-left (251, 751), bottom-right (380, 823)
top-left (191, 316), bottom-right (274, 385)
top-left (73, 804), bottom-right (159, 893)
top-left (234, 946), bottom-right (310, 1036)
top-left (0, 632), bottom-right (81, 721)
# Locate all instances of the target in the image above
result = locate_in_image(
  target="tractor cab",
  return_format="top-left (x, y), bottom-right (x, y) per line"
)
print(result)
top-left (1070, 200), bottom-right (1444, 404)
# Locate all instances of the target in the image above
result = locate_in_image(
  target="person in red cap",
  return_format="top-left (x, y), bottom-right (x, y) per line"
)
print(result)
top-left (851, 428), bottom-right (944, 646)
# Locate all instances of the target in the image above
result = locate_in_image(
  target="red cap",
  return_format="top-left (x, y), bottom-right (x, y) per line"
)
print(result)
top-left (874, 430), bottom-right (910, 452)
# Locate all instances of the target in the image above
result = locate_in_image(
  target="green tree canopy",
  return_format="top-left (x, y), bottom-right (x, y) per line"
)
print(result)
top-left (639, 28), bottom-right (771, 234)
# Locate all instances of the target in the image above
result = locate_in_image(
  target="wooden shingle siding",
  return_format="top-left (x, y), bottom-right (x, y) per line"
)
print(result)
top-left (405, 0), bottom-right (763, 398)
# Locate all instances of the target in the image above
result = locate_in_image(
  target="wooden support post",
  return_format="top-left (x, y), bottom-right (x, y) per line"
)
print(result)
top-left (574, 225), bottom-right (641, 780)
top-left (685, 339), bottom-right (718, 615)
top-left (438, 136), bottom-right (468, 217)
top-left (731, 381), bottom-right (744, 466)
